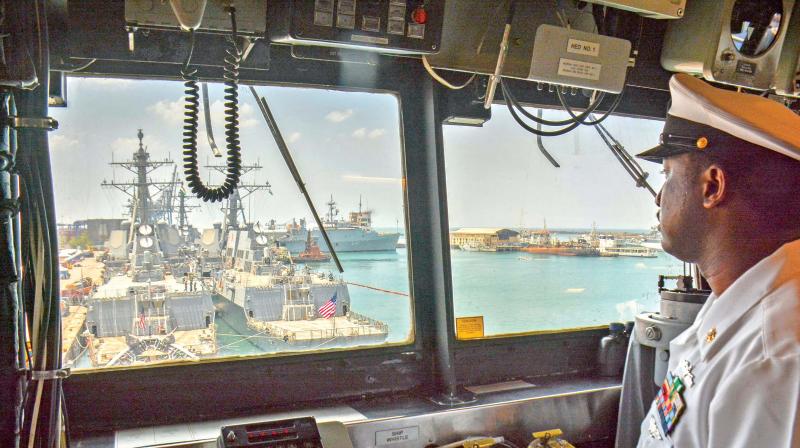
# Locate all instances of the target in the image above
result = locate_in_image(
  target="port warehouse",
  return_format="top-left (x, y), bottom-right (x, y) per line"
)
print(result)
top-left (58, 218), bottom-right (125, 246)
top-left (449, 228), bottom-right (520, 250)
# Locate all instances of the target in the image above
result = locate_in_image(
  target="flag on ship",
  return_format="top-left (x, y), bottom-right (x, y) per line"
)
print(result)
top-left (318, 292), bottom-right (337, 319)
top-left (137, 313), bottom-right (146, 330)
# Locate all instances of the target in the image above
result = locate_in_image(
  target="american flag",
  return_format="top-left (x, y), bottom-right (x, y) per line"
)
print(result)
top-left (318, 292), bottom-right (337, 319)
top-left (137, 313), bottom-right (146, 330)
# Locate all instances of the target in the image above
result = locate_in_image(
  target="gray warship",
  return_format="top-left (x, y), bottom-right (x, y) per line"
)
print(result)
top-left (275, 196), bottom-right (400, 254)
top-left (79, 130), bottom-right (217, 367)
top-left (215, 229), bottom-right (389, 351)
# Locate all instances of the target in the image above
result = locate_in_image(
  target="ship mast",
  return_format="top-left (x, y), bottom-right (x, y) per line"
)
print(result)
top-left (205, 160), bottom-right (272, 240)
top-left (326, 195), bottom-right (338, 224)
top-left (101, 129), bottom-right (177, 226)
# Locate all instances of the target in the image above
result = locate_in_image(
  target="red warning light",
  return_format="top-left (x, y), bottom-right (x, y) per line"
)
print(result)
top-left (411, 6), bottom-right (427, 24)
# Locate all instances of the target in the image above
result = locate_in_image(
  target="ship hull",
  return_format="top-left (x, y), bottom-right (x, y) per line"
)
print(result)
top-left (213, 293), bottom-right (388, 352)
top-left (520, 246), bottom-right (599, 257)
top-left (86, 292), bottom-right (215, 337)
top-left (279, 229), bottom-right (399, 254)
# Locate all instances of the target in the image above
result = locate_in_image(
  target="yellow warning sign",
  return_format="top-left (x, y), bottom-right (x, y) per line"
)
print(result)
top-left (456, 316), bottom-right (485, 340)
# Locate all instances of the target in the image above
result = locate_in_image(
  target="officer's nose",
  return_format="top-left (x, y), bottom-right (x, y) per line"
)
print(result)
top-left (655, 188), bottom-right (662, 208)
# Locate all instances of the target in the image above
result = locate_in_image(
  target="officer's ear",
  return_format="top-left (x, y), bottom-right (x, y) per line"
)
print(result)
top-left (700, 164), bottom-right (727, 209)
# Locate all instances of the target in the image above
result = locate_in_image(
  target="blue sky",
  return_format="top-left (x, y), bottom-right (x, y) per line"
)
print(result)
top-left (49, 77), bottom-right (665, 231)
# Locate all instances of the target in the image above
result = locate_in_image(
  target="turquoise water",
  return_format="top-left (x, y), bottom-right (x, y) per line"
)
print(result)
top-left (242, 245), bottom-right (681, 347)
top-left (450, 250), bottom-right (681, 335)
top-left (72, 245), bottom-right (682, 365)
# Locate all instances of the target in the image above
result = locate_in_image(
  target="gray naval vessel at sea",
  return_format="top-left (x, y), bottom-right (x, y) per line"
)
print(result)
top-left (82, 130), bottom-right (216, 367)
top-left (215, 227), bottom-right (389, 351)
top-left (274, 196), bottom-right (399, 254)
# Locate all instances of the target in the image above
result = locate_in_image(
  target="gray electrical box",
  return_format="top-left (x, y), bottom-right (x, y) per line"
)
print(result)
top-left (424, 1), bottom-right (582, 79)
top-left (529, 25), bottom-right (631, 93)
top-left (661, 0), bottom-right (796, 91)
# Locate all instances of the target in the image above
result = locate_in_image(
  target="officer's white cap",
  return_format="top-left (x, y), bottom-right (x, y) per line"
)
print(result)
top-left (637, 74), bottom-right (800, 163)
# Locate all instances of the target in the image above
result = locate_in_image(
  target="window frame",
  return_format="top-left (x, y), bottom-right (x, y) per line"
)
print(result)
top-left (58, 13), bottom-right (672, 434)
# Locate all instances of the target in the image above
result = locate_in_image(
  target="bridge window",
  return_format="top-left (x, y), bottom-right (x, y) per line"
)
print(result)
top-left (52, 78), bottom-right (412, 370)
top-left (444, 107), bottom-right (681, 338)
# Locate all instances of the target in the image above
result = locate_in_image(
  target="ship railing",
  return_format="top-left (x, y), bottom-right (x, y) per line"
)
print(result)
top-left (258, 318), bottom-right (388, 342)
top-left (90, 286), bottom-right (210, 301)
top-left (346, 311), bottom-right (389, 332)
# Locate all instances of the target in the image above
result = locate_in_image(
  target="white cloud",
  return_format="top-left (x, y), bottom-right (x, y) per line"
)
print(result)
top-left (237, 102), bottom-right (259, 129)
top-left (286, 132), bottom-right (301, 143)
top-left (110, 137), bottom-right (140, 154)
top-left (146, 98), bottom-right (258, 129)
top-left (352, 127), bottom-right (385, 140)
top-left (147, 99), bottom-right (184, 126)
top-left (367, 128), bottom-right (385, 139)
top-left (325, 109), bottom-right (353, 123)
top-left (76, 78), bottom-right (134, 89)
top-left (50, 134), bottom-right (79, 150)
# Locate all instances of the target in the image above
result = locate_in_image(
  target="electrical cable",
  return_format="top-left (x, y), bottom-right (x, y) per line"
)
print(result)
top-left (421, 55), bottom-right (476, 90)
top-left (556, 86), bottom-right (624, 126)
top-left (501, 82), bottom-right (581, 137)
top-left (502, 78), bottom-right (606, 126)
top-left (181, 8), bottom-right (242, 203)
top-left (535, 109), bottom-right (560, 167)
top-left (17, 2), bottom-right (65, 445)
top-left (56, 58), bottom-right (96, 73)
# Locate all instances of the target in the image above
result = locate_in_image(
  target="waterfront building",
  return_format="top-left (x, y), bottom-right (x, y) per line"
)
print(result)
top-left (450, 228), bottom-right (520, 251)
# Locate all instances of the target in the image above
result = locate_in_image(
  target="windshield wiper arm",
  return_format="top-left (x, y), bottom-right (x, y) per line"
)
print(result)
top-left (201, 82), bottom-right (223, 157)
top-left (249, 86), bottom-right (344, 273)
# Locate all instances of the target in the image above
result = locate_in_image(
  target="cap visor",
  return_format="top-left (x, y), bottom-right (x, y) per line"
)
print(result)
top-left (635, 144), bottom-right (690, 163)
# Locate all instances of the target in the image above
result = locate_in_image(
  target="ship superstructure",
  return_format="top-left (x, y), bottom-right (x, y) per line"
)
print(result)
top-left (216, 228), bottom-right (388, 350)
top-left (77, 130), bottom-right (217, 368)
top-left (276, 196), bottom-right (400, 254)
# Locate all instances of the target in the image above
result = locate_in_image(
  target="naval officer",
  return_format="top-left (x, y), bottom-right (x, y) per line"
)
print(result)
top-left (634, 73), bottom-right (800, 447)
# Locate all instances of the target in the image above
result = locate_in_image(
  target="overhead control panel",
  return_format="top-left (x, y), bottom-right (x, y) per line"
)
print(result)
top-left (269, 1), bottom-right (444, 55)
top-left (124, 0), bottom-right (267, 35)
top-left (661, 0), bottom-right (796, 91)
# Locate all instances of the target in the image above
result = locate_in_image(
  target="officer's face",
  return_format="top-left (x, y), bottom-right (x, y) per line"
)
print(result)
top-left (656, 154), bottom-right (705, 262)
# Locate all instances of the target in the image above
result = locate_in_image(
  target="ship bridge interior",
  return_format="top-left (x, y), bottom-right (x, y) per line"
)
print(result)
top-left (1, 1), bottom-right (799, 448)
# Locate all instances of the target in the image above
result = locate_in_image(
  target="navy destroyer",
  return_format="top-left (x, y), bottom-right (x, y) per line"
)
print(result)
top-left (78, 130), bottom-right (217, 368)
top-left (275, 196), bottom-right (399, 254)
top-left (215, 228), bottom-right (388, 351)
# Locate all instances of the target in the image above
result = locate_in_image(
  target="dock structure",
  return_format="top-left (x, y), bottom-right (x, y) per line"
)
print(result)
top-left (65, 255), bottom-right (105, 289)
top-left (62, 305), bottom-right (88, 365)
top-left (450, 228), bottom-right (520, 251)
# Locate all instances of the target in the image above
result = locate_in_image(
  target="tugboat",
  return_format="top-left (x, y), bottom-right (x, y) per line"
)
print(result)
top-left (296, 231), bottom-right (331, 263)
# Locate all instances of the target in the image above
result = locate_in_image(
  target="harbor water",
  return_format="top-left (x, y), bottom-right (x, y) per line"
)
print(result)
top-left (213, 240), bottom-right (681, 358)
